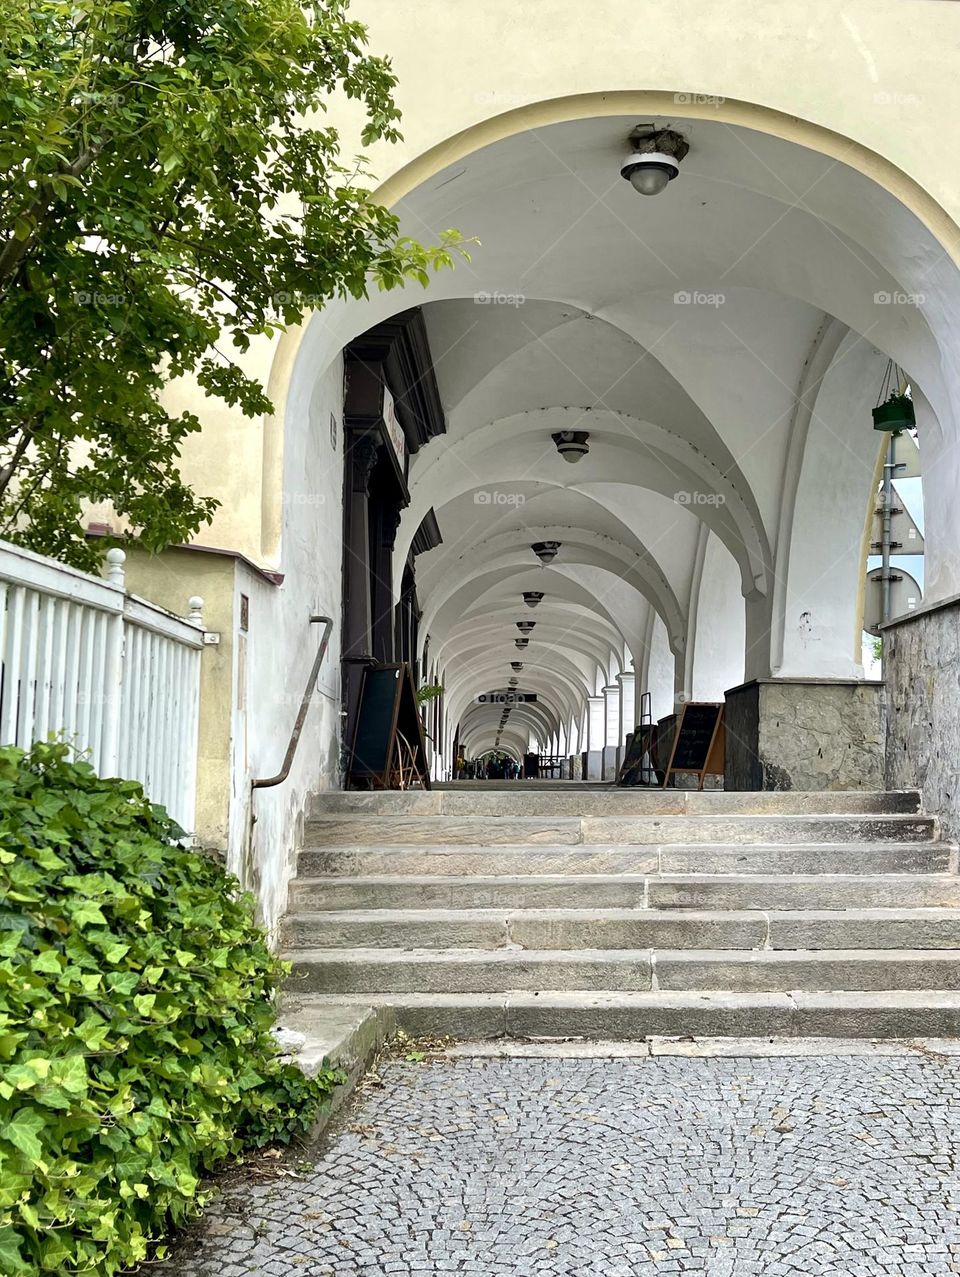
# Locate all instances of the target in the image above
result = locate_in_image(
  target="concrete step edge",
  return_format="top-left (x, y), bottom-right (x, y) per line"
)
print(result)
top-left (290, 871), bottom-right (960, 887)
top-left (282, 990), bottom-right (960, 1038)
top-left (283, 989), bottom-right (960, 1008)
top-left (282, 945), bottom-right (960, 966)
top-left (283, 905), bottom-right (960, 922)
top-left (300, 837), bottom-right (954, 847)
top-left (306, 813), bottom-right (935, 825)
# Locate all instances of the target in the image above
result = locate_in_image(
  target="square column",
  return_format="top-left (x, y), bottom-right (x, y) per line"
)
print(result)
top-left (617, 672), bottom-right (636, 744)
top-left (603, 684), bottom-right (620, 779)
top-left (586, 695), bottom-right (605, 780)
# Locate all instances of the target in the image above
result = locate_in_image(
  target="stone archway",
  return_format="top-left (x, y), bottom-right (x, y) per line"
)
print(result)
top-left (263, 91), bottom-right (960, 783)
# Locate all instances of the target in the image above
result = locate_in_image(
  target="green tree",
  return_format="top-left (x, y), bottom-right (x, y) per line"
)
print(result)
top-left (0, 0), bottom-right (461, 569)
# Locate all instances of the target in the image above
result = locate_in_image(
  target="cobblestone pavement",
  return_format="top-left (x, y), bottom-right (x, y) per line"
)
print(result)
top-left (160, 1054), bottom-right (960, 1276)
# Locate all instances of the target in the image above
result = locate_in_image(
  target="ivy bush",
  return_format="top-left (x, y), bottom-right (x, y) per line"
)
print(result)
top-left (0, 741), bottom-right (337, 1275)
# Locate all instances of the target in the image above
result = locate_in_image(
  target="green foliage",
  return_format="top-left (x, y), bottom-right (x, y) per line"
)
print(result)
top-left (0, 0), bottom-right (465, 569)
top-left (0, 741), bottom-right (339, 1275)
top-left (416, 683), bottom-right (444, 707)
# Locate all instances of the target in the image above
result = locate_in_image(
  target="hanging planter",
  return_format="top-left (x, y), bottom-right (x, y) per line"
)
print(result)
top-left (872, 361), bottom-right (915, 432)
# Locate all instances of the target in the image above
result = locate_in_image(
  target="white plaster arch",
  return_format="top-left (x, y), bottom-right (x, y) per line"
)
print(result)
top-left (418, 529), bottom-right (686, 655)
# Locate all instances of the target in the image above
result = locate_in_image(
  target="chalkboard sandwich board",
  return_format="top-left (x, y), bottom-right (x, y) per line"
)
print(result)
top-left (661, 702), bottom-right (724, 790)
top-left (348, 662), bottom-right (431, 789)
top-left (616, 724), bottom-right (658, 787)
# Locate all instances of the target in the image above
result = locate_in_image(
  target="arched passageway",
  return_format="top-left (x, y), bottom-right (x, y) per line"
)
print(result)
top-left (276, 104), bottom-right (960, 784)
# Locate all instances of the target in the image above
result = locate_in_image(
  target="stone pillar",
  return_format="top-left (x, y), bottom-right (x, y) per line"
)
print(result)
top-left (724, 678), bottom-right (885, 791)
top-left (586, 695), bottom-right (605, 781)
top-left (884, 594), bottom-right (960, 840)
top-left (618, 672), bottom-right (636, 743)
top-left (602, 684), bottom-right (620, 779)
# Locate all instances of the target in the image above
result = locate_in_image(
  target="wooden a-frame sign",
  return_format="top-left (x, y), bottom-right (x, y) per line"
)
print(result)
top-left (661, 701), bottom-right (724, 790)
top-left (347, 662), bottom-right (431, 789)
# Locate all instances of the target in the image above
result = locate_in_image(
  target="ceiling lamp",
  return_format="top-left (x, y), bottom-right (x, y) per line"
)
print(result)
top-left (532, 541), bottom-right (561, 565)
top-left (511, 662), bottom-right (524, 671)
top-left (551, 430), bottom-right (590, 463)
top-left (523, 591), bottom-right (544, 608)
top-left (620, 126), bottom-right (689, 197)
top-left (508, 678), bottom-right (519, 686)
top-left (516, 620), bottom-right (536, 635)
top-left (515, 638), bottom-right (529, 649)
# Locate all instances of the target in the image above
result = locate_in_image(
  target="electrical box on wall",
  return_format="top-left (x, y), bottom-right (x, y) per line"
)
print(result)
top-left (202, 632), bottom-right (221, 646)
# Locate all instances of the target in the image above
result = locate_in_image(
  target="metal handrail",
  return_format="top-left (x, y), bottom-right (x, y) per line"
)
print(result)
top-left (251, 615), bottom-right (333, 790)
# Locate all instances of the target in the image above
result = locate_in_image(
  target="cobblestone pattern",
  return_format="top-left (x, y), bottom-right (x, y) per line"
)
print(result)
top-left (160, 1055), bottom-right (960, 1275)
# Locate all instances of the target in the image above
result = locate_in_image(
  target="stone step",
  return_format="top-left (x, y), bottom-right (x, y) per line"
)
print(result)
top-left (285, 989), bottom-right (960, 1040)
top-left (285, 946), bottom-right (960, 995)
top-left (288, 872), bottom-right (960, 913)
top-left (303, 813), bottom-right (937, 847)
top-left (281, 906), bottom-right (960, 951)
top-left (296, 842), bottom-right (955, 878)
top-left (310, 789), bottom-right (922, 818)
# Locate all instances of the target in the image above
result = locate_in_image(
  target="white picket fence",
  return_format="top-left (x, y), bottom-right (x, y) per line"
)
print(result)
top-left (0, 539), bottom-right (204, 832)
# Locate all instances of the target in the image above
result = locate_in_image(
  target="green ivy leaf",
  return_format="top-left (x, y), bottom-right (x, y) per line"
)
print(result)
top-left (0, 742), bottom-right (338, 1271)
top-left (0, 1226), bottom-right (27, 1275)
top-left (68, 902), bottom-right (107, 928)
top-left (3, 1108), bottom-right (46, 1164)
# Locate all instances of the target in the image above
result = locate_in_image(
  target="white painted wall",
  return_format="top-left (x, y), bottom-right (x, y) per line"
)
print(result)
top-left (230, 355), bottom-right (344, 939)
top-left (692, 534), bottom-right (746, 699)
top-left (778, 336), bottom-right (889, 678)
top-left (647, 615), bottom-right (677, 722)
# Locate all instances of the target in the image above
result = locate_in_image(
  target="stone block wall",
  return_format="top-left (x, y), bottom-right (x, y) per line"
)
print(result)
top-left (884, 595), bottom-right (960, 841)
top-left (724, 679), bottom-right (885, 791)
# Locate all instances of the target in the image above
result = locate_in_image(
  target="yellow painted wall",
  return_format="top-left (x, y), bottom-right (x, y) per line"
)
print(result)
top-left (122, 548), bottom-right (237, 851)
top-left (154, 0), bottom-right (960, 570)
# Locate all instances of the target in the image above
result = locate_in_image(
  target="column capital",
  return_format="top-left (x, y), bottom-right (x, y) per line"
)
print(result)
top-left (349, 433), bottom-right (380, 494)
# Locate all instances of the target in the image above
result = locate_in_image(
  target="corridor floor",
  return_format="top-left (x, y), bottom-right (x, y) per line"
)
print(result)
top-left (161, 1050), bottom-right (960, 1276)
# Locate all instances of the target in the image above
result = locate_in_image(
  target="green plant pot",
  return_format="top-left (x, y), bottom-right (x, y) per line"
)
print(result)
top-left (872, 394), bottom-right (916, 432)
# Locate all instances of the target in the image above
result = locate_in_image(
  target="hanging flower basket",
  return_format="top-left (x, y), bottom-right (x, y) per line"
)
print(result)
top-left (872, 391), bottom-right (916, 432)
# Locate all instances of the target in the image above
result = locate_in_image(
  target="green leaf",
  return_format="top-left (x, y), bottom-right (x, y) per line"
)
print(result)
top-left (69, 901), bottom-right (107, 928)
top-left (6, 1058), bottom-right (51, 1090)
top-left (50, 1055), bottom-right (87, 1095)
top-left (0, 1226), bottom-right (26, 1275)
top-left (3, 1108), bottom-right (46, 1164)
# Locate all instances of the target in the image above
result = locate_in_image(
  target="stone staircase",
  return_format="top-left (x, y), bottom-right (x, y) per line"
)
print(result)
top-left (281, 785), bottom-right (960, 1041)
